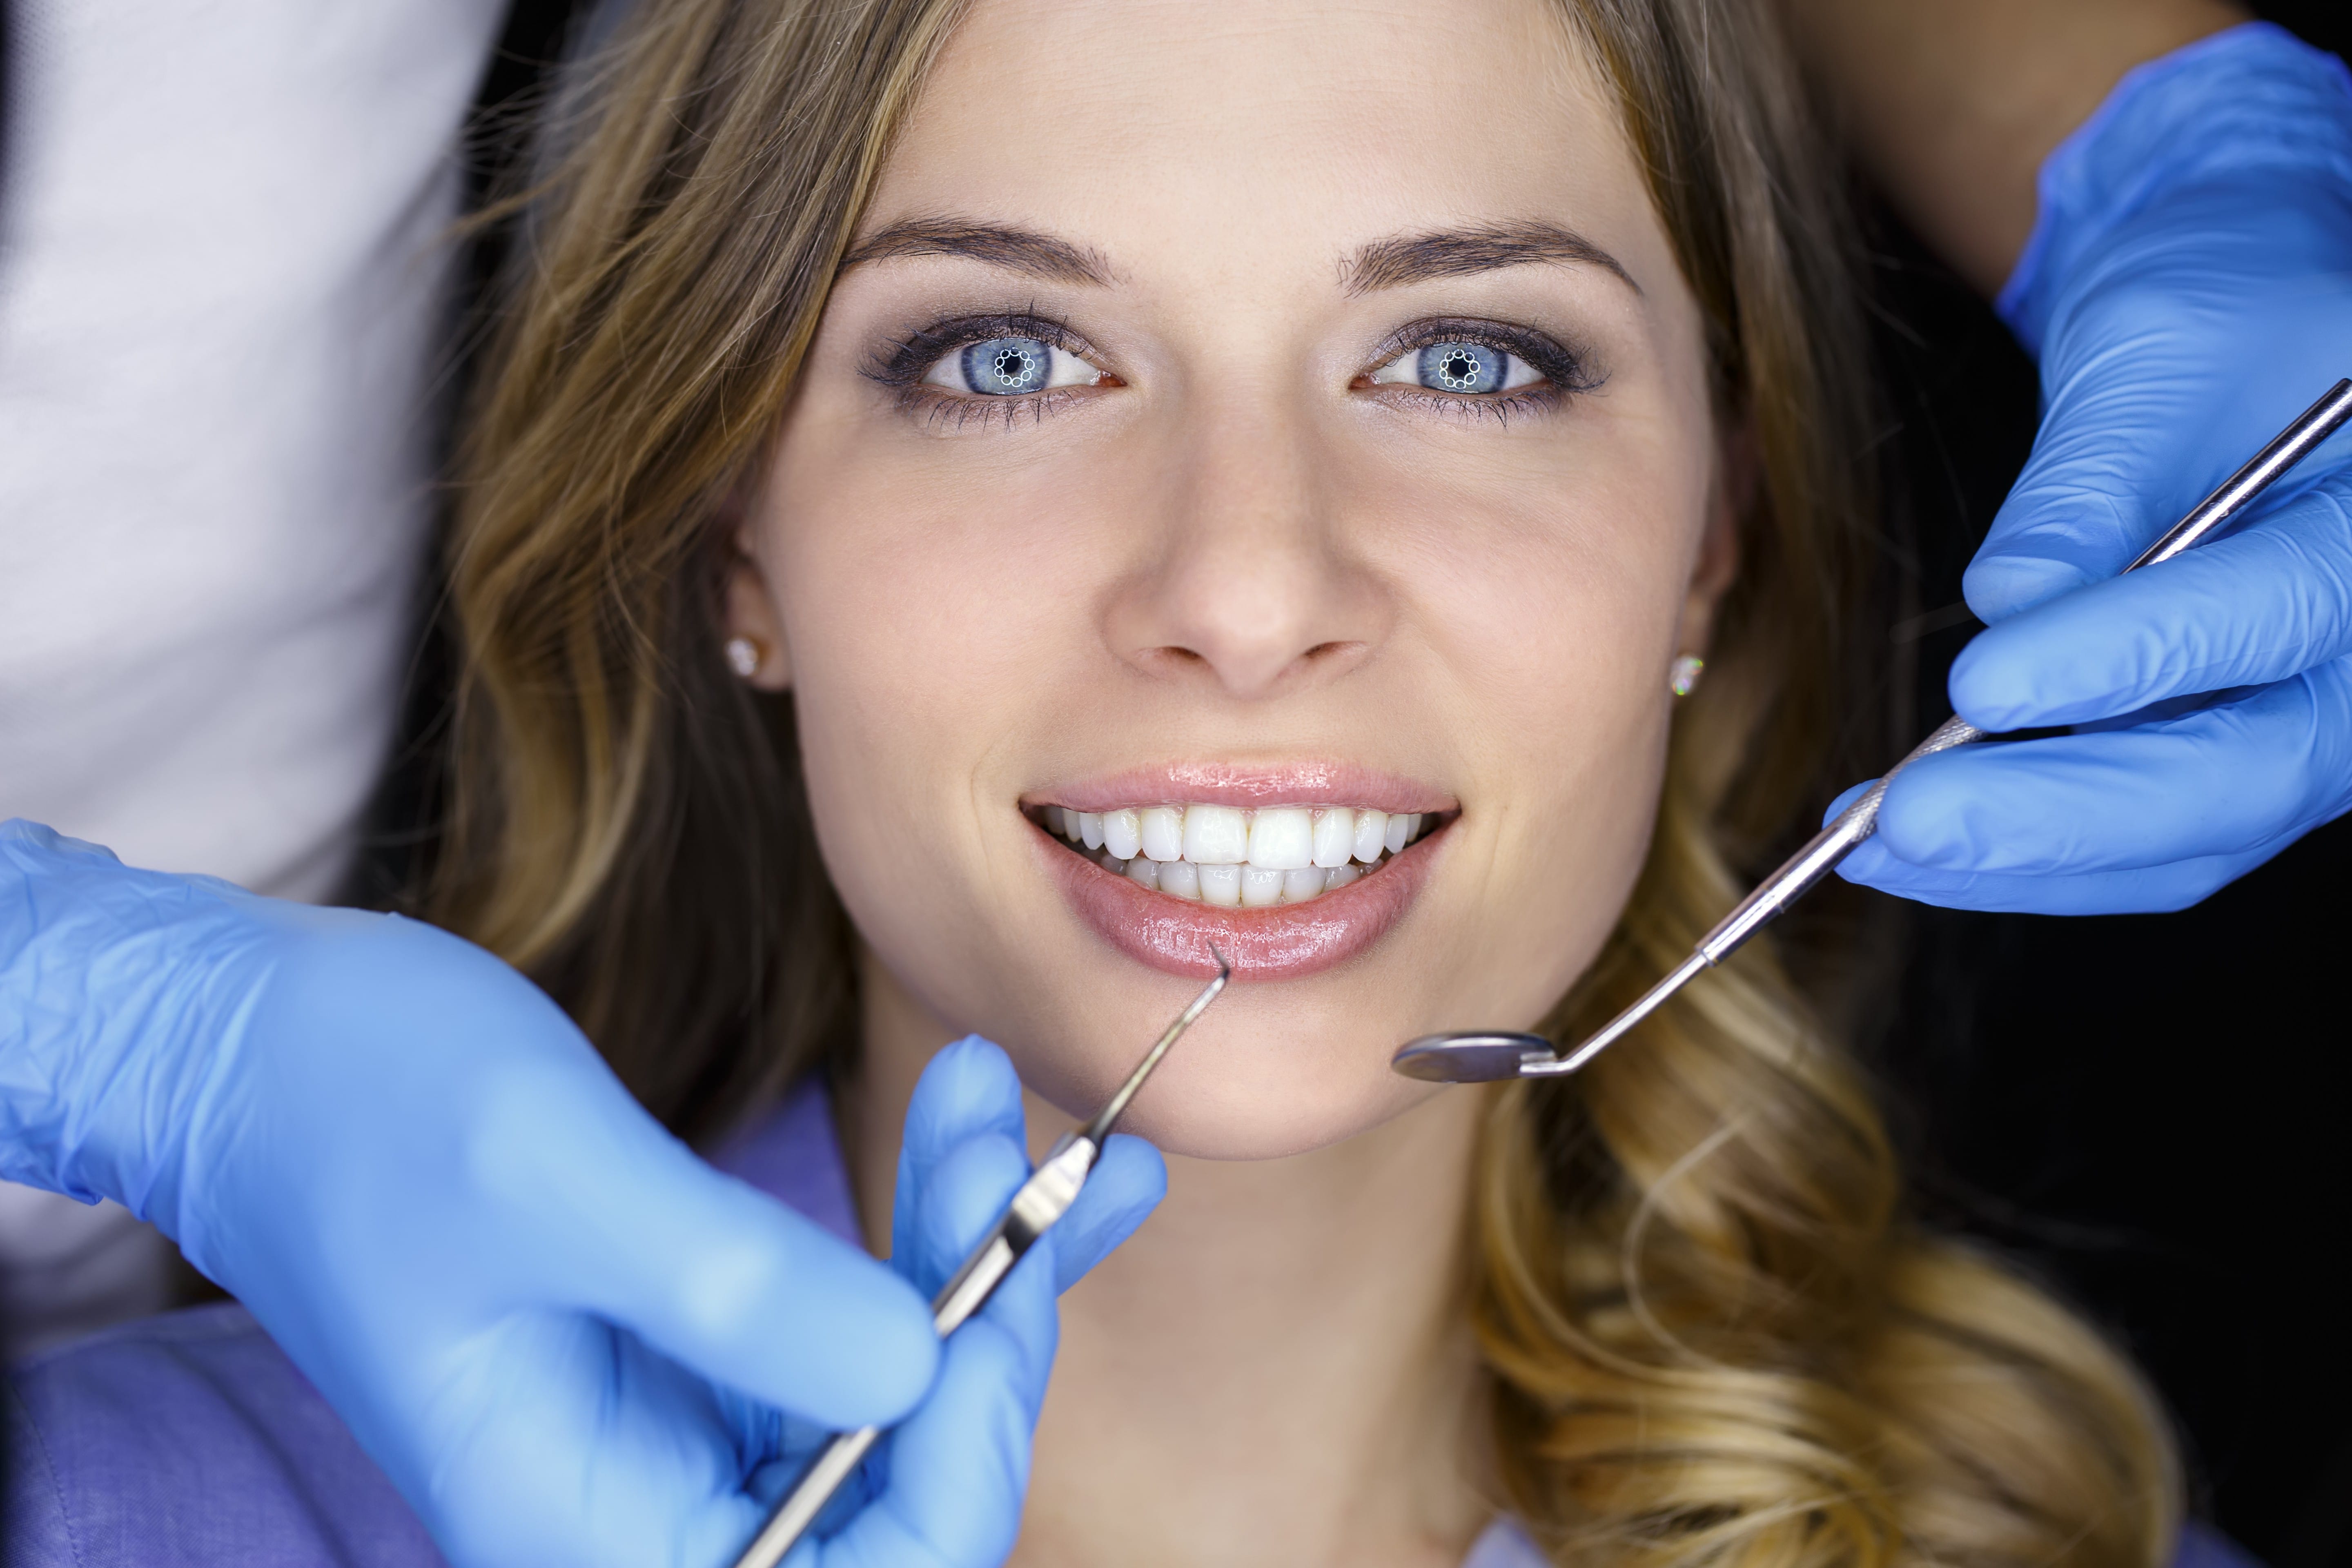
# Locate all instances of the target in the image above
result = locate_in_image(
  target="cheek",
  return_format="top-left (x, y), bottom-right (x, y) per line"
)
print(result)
top-left (753, 408), bottom-right (1116, 1007)
top-left (758, 441), bottom-right (1007, 938)
top-left (1373, 420), bottom-right (1708, 1013)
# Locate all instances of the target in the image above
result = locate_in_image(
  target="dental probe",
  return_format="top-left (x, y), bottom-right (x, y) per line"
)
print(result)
top-left (731, 955), bottom-right (1232, 1568)
top-left (1393, 376), bottom-right (2352, 1087)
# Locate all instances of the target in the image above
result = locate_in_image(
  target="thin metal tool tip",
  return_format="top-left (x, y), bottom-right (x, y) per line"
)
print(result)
top-left (1082, 959), bottom-right (1229, 1143)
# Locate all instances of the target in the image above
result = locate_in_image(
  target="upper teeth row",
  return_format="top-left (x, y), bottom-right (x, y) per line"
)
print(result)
top-left (1044, 804), bottom-right (1431, 868)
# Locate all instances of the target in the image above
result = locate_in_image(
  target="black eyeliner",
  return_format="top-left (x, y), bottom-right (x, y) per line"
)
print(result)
top-left (1368, 315), bottom-right (1602, 396)
top-left (862, 309), bottom-right (1096, 389)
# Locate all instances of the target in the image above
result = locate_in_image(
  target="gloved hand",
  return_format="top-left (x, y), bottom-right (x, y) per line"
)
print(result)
top-left (755, 1036), bottom-right (1164, 1565)
top-left (1834, 23), bottom-right (2352, 914)
top-left (0, 821), bottom-right (1164, 1568)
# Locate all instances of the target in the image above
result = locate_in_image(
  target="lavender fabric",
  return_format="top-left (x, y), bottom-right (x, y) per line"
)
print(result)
top-left (2, 1085), bottom-right (2265, 1568)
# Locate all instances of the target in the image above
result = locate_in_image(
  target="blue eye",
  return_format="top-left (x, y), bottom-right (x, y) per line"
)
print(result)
top-left (922, 333), bottom-right (1110, 396)
top-left (1367, 336), bottom-right (1544, 396)
top-left (965, 336), bottom-right (1049, 394)
top-left (1421, 342), bottom-right (1504, 392)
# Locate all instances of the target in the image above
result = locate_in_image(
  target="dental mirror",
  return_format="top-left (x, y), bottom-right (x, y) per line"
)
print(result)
top-left (1390, 1032), bottom-right (1558, 1082)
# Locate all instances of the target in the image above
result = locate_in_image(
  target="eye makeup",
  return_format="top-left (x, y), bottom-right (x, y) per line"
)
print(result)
top-left (1354, 316), bottom-right (1601, 425)
top-left (860, 306), bottom-right (1601, 430)
top-left (863, 310), bottom-right (1123, 430)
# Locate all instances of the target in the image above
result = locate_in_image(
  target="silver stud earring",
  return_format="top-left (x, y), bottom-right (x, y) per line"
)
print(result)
top-left (1669, 653), bottom-right (1705, 697)
top-left (726, 637), bottom-right (762, 679)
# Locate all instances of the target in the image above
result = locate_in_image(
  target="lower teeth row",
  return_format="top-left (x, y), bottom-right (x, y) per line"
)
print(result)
top-left (1114, 853), bottom-right (1363, 906)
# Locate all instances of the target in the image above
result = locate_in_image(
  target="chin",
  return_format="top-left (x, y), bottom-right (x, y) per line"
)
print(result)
top-left (1069, 1027), bottom-right (1443, 1161)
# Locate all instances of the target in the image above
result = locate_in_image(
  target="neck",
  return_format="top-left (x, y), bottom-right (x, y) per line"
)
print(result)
top-left (847, 949), bottom-right (1496, 1568)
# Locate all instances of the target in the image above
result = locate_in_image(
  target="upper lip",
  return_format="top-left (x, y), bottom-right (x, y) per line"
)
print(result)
top-left (1026, 760), bottom-right (1456, 816)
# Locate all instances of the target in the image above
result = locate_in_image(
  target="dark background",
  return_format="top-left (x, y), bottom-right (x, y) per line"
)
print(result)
top-left (1857, 8), bottom-right (2351, 1564)
top-left (461, 2), bottom-right (2352, 1561)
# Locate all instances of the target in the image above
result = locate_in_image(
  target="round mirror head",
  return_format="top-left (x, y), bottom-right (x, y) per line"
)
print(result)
top-left (1388, 1032), bottom-right (1558, 1083)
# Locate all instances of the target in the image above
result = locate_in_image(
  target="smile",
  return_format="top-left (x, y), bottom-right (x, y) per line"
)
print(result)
top-left (1027, 769), bottom-right (1457, 980)
top-left (1027, 803), bottom-right (1441, 905)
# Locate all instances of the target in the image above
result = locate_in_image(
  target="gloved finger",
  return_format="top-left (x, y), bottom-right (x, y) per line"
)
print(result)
top-left (1964, 356), bottom-right (2218, 621)
top-left (419, 1314), bottom-right (773, 1568)
top-left (902, 1122), bottom-right (1061, 1407)
top-left (816, 1156), bottom-right (1062, 1568)
top-left (1047, 1131), bottom-right (1165, 1293)
top-left (433, 1047), bottom-right (939, 1433)
top-left (894, 1036), bottom-right (1028, 1273)
top-left (223, 912), bottom-right (943, 1433)
top-left (804, 1314), bottom-right (1037, 1568)
top-left (1834, 829), bottom-right (2287, 914)
top-left (904, 1131), bottom-right (1031, 1301)
top-left (1964, 192), bottom-right (2352, 624)
top-left (1867, 669), bottom-right (2352, 876)
top-left (1950, 475), bottom-right (2352, 730)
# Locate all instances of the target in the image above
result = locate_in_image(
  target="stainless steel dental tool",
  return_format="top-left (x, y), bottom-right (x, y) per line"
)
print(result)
top-left (1392, 377), bottom-right (2352, 1087)
top-left (731, 956), bottom-right (1232, 1568)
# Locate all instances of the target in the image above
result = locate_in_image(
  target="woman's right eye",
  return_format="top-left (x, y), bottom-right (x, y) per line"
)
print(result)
top-left (922, 335), bottom-right (1112, 396)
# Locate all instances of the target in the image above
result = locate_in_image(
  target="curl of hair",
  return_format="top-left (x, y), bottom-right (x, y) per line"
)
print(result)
top-left (436, 0), bottom-right (2181, 1562)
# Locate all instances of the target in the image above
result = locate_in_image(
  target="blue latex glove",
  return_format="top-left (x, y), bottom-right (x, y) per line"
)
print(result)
top-left (0, 821), bottom-right (1164, 1568)
top-left (757, 1036), bottom-right (1165, 1565)
top-left (1835, 23), bottom-right (2352, 913)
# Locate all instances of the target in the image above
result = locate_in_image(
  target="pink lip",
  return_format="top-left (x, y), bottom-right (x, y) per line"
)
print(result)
top-left (1040, 824), bottom-right (1443, 981)
top-left (1029, 761), bottom-right (1455, 815)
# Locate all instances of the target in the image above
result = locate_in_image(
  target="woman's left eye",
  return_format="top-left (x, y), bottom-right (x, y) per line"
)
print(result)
top-left (923, 334), bottom-right (1111, 396)
top-left (1367, 340), bottom-right (1545, 395)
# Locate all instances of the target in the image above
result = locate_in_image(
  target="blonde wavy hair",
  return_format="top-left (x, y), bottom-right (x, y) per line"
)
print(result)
top-left (434, 1), bottom-right (2183, 1565)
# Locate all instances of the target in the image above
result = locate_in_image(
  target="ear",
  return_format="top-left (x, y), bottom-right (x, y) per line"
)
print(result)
top-left (722, 520), bottom-right (794, 691)
top-left (1677, 412), bottom-right (1753, 656)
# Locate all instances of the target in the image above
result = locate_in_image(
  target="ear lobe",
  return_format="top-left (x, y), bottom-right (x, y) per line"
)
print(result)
top-left (722, 526), bottom-right (793, 690)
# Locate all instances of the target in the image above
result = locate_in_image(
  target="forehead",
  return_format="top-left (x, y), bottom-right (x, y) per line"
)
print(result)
top-left (866, 0), bottom-right (1677, 299)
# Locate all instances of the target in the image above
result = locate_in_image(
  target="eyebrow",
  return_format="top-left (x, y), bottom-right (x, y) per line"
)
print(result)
top-left (842, 218), bottom-right (1113, 287)
top-left (1341, 221), bottom-right (1639, 296)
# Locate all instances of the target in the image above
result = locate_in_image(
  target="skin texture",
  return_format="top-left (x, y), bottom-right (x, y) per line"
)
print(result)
top-left (726, 0), bottom-right (1740, 1561)
top-left (1778, 0), bottom-right (2245, 291)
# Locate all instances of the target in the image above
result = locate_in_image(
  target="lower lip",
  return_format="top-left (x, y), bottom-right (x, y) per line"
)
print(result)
top-left (1040, 828), bottom-right (1441, 980)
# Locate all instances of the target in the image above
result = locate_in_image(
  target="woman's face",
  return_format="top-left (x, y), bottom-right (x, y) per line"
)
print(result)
top-left (735, 0), bottom-right (1738, 1158)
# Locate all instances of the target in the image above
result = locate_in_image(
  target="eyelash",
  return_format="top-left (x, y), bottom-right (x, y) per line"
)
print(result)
top-left (862, 311), bottom-right (1597, 430)
top-left (863, 312), bottom-right (1111, 431)
top-left (1359, 318), bottom-right (1599, 427)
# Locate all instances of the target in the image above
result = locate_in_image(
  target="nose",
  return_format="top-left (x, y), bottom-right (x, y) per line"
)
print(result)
top-left (1104, 394), bottom-right (1391, 702)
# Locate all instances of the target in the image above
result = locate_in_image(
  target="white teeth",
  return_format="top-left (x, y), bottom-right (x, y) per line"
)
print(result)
top-left (1045, 798), bottom-right (1441, 900)
top-left (1139, 805), bottom-right (1185, 863)
top-left (1311, 807), bottom-right (1355, 868)
top-left (1384, 811), bottom-right (1417, 855)
top-left (1247, 807), bottom-right (1314, 870)
top-left (1182, 804), bottom-right (1249, 865)
top-left (1103, 808), bottom-right (1141, 861)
